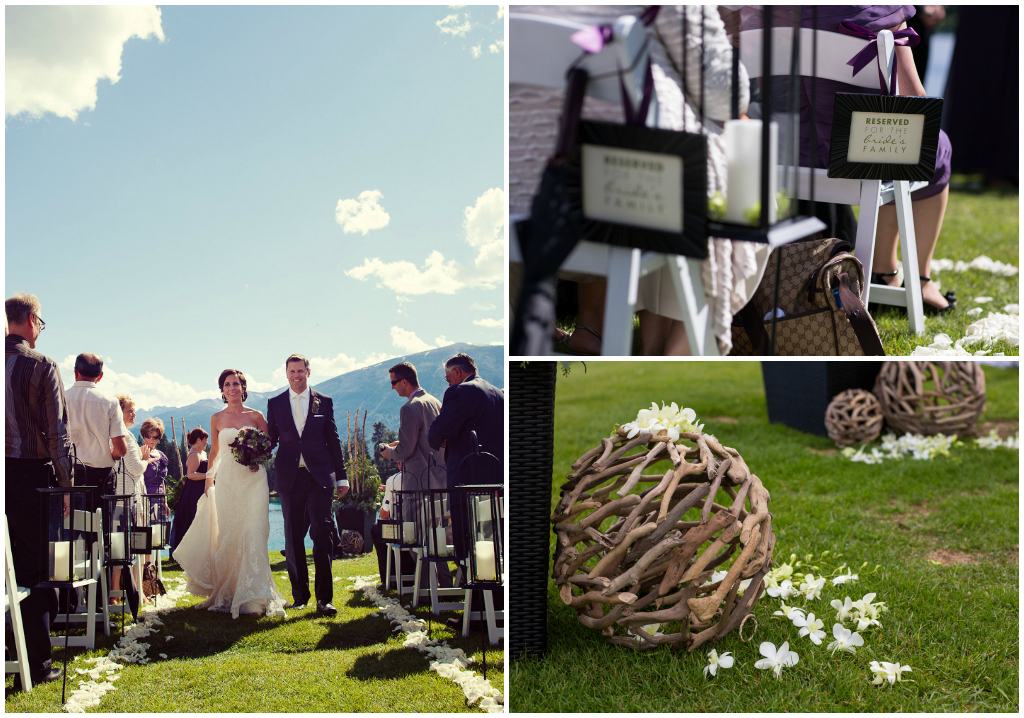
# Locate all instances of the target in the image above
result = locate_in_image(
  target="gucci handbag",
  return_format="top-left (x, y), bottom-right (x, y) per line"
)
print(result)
top-left (730, 237), bottom-right (885, 356)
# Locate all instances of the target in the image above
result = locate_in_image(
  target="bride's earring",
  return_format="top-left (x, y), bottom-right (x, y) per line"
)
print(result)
top-left (221, 391), bottom-right (227, 404)
top-left (242, 390), bottom-right (247, 401)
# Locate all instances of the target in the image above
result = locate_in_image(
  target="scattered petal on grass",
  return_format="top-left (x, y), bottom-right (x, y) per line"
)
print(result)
top-left (704, 649), bottom-right (734, 678)
top-left (831, 596), bottom-right (857, 623)
top-left (826, 624), bottom-right (864, 655)
top-left (754, 641), bottom-right (799, 678)
top-left (832, 570), bottom-right (859, 585)
top-left (975, 296), bottom-right (994, 303)
top-left (792, 612), bottom-right (826, 644)
top-left (798, 574), bottom-right (826, 600)
top-left (870, 660), bottom-right (913, 685)
top-left (767, 579), bottom-right (799, 600)
top-left (967, 307), bottom-right (983, 316)
top-left (773, 602), bottom-right (806, 622)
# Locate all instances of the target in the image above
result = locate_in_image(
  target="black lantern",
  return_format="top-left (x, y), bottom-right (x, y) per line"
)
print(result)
top-left (391, 489), bottom-right (423, 549)
top-left (101, 493), bottom-right (135, 567)
top-left (459, 485), bottom-right (504, 587)
top-left (144, 493), bottom-right (171, 549)
top-left (38, 487), bottom-right (98, 586)
top-left (418, 488), bottom-right (452, 559)
top-left (130, 494), bottom-right (156, 556)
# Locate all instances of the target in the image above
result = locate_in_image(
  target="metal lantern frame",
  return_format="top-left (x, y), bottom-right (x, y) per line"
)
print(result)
top-left (391, 489), bottom-right (424, 549)
top-left (459, 484), bottom-right (505, 589)
top-left (37, 487), bottom-right (99, 588)
top-left (143, 493), bottom-right (172, 550)
top-left (418, 488), bottom-right (454, 561)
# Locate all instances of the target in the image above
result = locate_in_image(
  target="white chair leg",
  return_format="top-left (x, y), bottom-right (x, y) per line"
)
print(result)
top-left (462, 589), bottom-right (472, 638)
top-left (894, 179), bottom-right (925, 334)
top-left (84, 580), bottom-right (97, 650)
top-left (100, 563), bottom-right (111, 636)
top-left (412, 550), bottom-right (424, 607)
top-left (666, 255), bottom-right (719, 356)
top-left (854, 179), bottom-right (882, 304)
top-left (385, 545), bottom-right (394, 591)
top-left (602, 246), bottom-right (642, 356)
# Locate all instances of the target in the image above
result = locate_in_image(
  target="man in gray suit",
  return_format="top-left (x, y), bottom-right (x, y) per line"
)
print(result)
top-left (380, 361), bottom-right (450, 587)
top-left (381, 362), bottom-right (445, 490)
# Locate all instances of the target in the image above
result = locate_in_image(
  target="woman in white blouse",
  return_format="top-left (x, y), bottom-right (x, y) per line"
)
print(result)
top-left (111, 394), bottom-right (146, 602)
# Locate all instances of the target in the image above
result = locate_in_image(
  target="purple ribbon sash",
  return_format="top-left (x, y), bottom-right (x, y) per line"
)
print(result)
top-left (838, 21), bottom-right (920, 95)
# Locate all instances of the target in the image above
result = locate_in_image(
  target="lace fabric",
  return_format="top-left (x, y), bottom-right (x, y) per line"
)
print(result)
top-left (173, 426), bottom-right (286, 618)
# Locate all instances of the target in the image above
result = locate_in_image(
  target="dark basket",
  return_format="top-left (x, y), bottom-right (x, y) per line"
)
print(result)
top-left (509, 361), bottom-right (557, 659)
top-left (762, 361), bottom-right (883, 437)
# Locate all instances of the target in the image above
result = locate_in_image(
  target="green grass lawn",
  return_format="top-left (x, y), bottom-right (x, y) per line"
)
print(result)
top-left (554, 184), bottom-right (1019, 356)
top-left (5, 550), bottom-right (504, 712)
top-left (510, 361), bottom-right (1018, 712)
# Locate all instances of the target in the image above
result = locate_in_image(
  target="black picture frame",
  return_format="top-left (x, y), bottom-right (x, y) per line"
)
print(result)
top-left (828, 93), bottom-right (943, 182)
top-left (571, 120), bottom-right (708, 258)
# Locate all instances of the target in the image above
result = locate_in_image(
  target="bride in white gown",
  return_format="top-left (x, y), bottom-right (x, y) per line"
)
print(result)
top-left (173, 369), bottom-right (286, 618)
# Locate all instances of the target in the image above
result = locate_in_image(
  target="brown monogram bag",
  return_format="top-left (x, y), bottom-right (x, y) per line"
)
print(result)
top-left (730, 237), bottom-right (885, 356)
top-left (142, 561), bottom-right (166, 597)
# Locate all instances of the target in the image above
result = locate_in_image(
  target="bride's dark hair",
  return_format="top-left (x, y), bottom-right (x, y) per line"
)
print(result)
top-left (218, 369), bottom-right (248, 403)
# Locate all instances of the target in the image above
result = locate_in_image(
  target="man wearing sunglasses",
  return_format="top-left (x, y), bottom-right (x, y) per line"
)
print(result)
top-left (381, 361), bottom-right (444, 491)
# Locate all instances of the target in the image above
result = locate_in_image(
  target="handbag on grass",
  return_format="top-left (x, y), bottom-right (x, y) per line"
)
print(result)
top-left (730, 237), bottom-right (885, 356)
top-left (142, 561), bottom-right (166, 597)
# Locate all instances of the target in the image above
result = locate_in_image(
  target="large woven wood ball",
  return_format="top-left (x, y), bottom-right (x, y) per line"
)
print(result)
top-left (825, 389), bottom-right (884, 447)
top-left (551, 427), bottom-right (774, 653)
top-left (338, 530), bottom-right (364, 555)
top-left (874, 361), bottom-right (986, 437)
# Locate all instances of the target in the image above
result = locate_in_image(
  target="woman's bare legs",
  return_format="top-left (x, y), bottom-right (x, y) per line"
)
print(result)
top-left (639, 311), bottom-right (692, 355)
top-left (872, 186), bottom-right (951, 309)
top-left (566, 281), bottom-right (605, 354)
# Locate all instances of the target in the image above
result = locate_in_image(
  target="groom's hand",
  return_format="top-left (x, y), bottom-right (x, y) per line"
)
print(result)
top-left (336, 485), bottom-right (349, 500)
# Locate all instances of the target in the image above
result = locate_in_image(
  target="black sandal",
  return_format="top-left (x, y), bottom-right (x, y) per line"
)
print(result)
top-left (919, 275), bottom-right (957, 315)
top-left (869, 269), bottom-right (899, 286)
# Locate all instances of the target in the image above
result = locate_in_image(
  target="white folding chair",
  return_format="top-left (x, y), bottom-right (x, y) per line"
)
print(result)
top-left (740, 26), bottom-right (928, 334)
top-left (510, 11), bottom-right (719, 356)
top-left (460, 494), bottom-right (504, 645)
top-left (50, 508), bottom-right (101, 650)
top-left (4, 515), bottom-right (33, 692)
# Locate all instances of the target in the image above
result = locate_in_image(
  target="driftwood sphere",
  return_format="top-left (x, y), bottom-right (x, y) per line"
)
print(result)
top-left (551, 427), bottom-right (774, 653)
top-left (874, 361), bottom-right (986, 437)
top-left (825, 389), bottom-right (884, 447)
top-left (338, 530), bottom-right (364, 555)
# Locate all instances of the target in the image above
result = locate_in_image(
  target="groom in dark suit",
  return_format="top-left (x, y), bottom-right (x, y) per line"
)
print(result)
top-left (267, 354), bottom-right (348, 616)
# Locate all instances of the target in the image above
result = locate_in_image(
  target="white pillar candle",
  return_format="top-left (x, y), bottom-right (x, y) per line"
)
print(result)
top-left (402, 521), bottom-right (415, 544)
top-left (151, 525), bottom-right (161, 547)
top-left (110, 533), bottom-right (126, 560)
top-left (474, 540), bottom-right (496, 581)
top-left (724, 119), bottom-right (778, 226)
top-left (53, 541), bottom-right (71, 581)
top-left (435, 526), bottom-right (449, 556)
top-left (475, 498), bottom-right (492, 523)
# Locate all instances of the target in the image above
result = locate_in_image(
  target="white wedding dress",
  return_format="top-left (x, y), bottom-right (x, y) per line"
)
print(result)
top-left (173, 426), bottom-right (286, 618)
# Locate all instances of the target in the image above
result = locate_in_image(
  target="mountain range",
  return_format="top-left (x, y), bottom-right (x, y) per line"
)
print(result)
top-left (135, 343), bottom-right (504, 442)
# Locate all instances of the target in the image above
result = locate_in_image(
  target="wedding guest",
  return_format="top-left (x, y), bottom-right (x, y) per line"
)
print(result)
top-left (140, 418), bottom-right (170, 523)
top-left (170, 426), bottom-right (209, 557)
top-left (66, 353), bottom-right (128, 511)
top-left (111, 393), bottom-right (146, 603)
top-left (381, 361), bottom-right (445, 490)
top-left (5, 292), bottom-right (71, 686)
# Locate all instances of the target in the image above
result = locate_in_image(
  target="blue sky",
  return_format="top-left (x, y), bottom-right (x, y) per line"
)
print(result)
top-left (5, 5), bottom-right (505, 410)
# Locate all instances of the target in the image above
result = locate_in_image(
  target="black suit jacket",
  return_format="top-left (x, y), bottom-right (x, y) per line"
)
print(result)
top-left (266, 389), bottom-right (347, 494)
top-left (427, 374), bottom-right (503, 485)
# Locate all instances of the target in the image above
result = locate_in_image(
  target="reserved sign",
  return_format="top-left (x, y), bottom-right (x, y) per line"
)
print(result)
top-left (847, 111), bottom-right (925, 165)
top-left (581, 144), bottom-right (683, 233)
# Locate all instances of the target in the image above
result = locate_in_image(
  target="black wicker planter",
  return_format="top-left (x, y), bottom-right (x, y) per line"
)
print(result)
top-left (762, 361), bottom-right (884, 437)
top-left (335, 507), bottom-right (374, 554)
top-left (509, 361), bottom-right (557, 659)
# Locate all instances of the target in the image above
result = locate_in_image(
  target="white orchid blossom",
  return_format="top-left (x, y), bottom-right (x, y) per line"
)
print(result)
top-left (799, 574), bottom-right (826, 600)
top-left (767, 579), bottom-right (800, 600)
top-left (765, 560), bottom-right (796, 588)
top-left (831, 596), bottom-right (857, 623)
top-left (832, 569), bottom-right (859, 585)
top-left (703, 649), bottom-right (734, 678)
top-left (754, 641), bottom-right (799, 678)
top-left (792, 612), bottom-right (827, 644)
top-left (826, 624), bottom-right (864, 655)
top-left (631, 623), bottom-right (664, 646)
top-left (869, 660), bottom-right (913, 686)
top-left (773, 602), bottom-right (806, 622)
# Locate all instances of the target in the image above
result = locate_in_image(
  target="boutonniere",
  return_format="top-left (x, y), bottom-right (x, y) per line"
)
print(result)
top-left (311, 395), bottom-right (321, 414)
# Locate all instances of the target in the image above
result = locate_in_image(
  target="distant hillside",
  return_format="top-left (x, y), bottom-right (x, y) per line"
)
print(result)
top-left (136, 343), bottom-right (503, 441)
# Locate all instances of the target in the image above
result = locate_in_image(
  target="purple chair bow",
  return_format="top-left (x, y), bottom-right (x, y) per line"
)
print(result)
top-left (838, 22), bottom-right (920, 95)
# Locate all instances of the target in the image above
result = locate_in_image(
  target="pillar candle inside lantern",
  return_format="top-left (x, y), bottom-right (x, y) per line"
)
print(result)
top-left (435, 526), bottom-right (449, 556)
top-left (110, 534), bottom-right (126, 560)
top-left (151, 525), bottom-right (161, 547)
top-left (53, 541), bottom-right (71, 581)
top-left (724, 119), bottom-right (778, 225)
top-left (402, 522), bottom-right (415, 544)
top-left (474, 540), bottom-right (496, 581)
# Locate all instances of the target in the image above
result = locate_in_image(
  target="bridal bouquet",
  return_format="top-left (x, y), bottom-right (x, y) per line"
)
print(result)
top-left (228, 427), bottom-right (273, 472)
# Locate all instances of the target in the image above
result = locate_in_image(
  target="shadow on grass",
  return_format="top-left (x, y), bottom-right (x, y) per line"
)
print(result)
top-left (348, 646), bottom-right (437, 681)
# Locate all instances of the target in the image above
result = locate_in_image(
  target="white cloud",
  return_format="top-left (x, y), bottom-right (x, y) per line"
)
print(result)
top-left (391, 327), bottom-right (434, 354)
top-left (335, 189), bottom-right (391, 235)
top-left (473, 317), bottom-right (504, 328)
top-left (471, 44), bottom-right (483, 59)
top-left (463, 187), bottom-right (505, 287)
top-left (58, 356), bottom-right (216, 412)
top-left (497, 6), bottom-right (505, 20)
top-left (470, 303), bottom-right (495, 311)
top-left (6, 5), bottom-right (164, 121)
top-left (436, 13), bottom-right (472, 37)
top-left (270, 350), bottom-right (398, 385)
top-left (489, 40), bottom-right (505, 54)
top-left (435, 335), bottom-right (450, 347)
top-left (345, 250), bottom-right (465, 295)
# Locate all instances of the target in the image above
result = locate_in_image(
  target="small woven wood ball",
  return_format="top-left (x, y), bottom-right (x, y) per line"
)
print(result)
top-left (551, 427), bottom-right (774, 653)
top-left (825, 389), bottom-right (884, 447)
top-left (874, 360), bottom-right (987, 437)
top-left (338, 530), bottom-right (364, 555)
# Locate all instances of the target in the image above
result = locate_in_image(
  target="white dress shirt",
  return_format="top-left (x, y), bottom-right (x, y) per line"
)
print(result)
top-left (290, 386), bottom-right (310, 468)
top-left (66, 380), bottom-right (127, 468)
